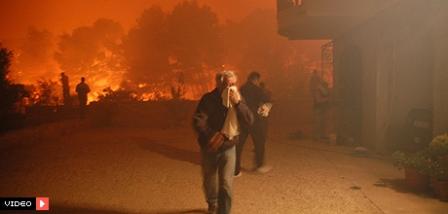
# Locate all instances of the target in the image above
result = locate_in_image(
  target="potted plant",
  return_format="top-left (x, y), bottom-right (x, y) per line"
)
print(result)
top-left (428, 134), bottom-right (448, 201)
top-left (428, 159), bottom-right (441, 196)
top-left (429, 133), bottom-right (448, 161)
top-left (393, 150), bottom-right (431, 192)
top-left (429, 159), bottom-right (448, 201)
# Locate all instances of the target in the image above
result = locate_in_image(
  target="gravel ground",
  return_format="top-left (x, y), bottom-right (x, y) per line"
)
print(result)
top-left (0, 122), bottom-right (447, 214)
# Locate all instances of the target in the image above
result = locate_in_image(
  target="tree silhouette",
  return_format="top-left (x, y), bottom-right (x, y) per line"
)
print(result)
top-left (122, 1), bottom-right (223, 93)
top-left (166, 0), bottom-right (223, 76)
top-left (0, 45), bottom-right (26, 130)
top-left (123, 5), bottom-right (170, 84)
top-left (0, 45), bottom-right (12, 86)
top-left (31, 80), bottom-right (60, 106)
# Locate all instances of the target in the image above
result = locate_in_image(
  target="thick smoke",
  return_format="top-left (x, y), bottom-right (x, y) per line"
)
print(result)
top-left (54, 18), bottom-right (125, 97)
top-left (13, 27), bottom-right (57, 83)
top-left (6, 1), bottom-right (324, 101)
top-left (122, 2), bottom-right (223, 98)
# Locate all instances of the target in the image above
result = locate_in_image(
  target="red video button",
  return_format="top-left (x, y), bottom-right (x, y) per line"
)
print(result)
top-left (36, 197), bottom-right (49, 211)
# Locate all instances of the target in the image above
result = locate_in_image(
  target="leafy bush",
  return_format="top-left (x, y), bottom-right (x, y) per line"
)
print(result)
top-left (392, 150), bottom-right (431, 174)
top-left (97, 87), bottom-right (138, 103)
top-left (427, 134), bottom-right (448, 180)
top-left (429, 158), bottom-right (448, 181)
top-left (429, 133), bottom-right (448, 158)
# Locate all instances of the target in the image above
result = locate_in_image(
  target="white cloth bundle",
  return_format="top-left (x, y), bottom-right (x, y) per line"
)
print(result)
top-left (257, 103), bottom-right (273, 117)
top-left (221, 86), bottom-right (240, 140)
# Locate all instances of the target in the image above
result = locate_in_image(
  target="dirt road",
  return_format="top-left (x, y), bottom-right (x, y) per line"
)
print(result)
top-left (0, 121), bottom-right (447, 213)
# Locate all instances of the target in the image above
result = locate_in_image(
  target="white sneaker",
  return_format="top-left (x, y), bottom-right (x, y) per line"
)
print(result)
top-left (256, 165), bottom-right (272, 174)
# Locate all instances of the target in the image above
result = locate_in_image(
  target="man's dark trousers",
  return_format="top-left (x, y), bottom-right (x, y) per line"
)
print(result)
top-left (235, 117), bottom-right (267, 174)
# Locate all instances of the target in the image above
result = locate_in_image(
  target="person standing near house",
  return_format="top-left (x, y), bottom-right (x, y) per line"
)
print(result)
top-left (235, 71), bottom-right (273, 176)
top-left (75, 77), bottom-right (90, 117)
top-left (193, 70), bottom-right (254, 214)
top-left (309, 70), bottom-right (330, 141)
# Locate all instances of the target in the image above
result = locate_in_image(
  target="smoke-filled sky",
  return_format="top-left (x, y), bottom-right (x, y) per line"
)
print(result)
top-left (0, 0), bottom-right (325, 102)
top-left (0, 0), bottom-right (274, 43)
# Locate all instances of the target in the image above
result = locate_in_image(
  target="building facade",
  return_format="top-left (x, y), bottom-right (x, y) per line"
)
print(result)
top-left (278, 0), bottom-right (448, 150)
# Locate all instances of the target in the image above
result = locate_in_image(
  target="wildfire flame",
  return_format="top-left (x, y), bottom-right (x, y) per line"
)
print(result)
top-left (10, 54), bottom-right (214, 103)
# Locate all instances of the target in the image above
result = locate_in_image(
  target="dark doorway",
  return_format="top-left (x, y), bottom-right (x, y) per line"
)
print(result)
top-left (335, 44), bottom-right (363, 145)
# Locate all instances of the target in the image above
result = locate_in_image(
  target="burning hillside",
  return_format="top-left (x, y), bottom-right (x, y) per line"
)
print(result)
top-left (4, 1), bottom-right (326, 105)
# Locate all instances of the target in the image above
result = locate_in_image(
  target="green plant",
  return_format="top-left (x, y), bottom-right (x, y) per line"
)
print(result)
top-left (393, 150), bottom-right (431, 174)
top-left (429, 158), bottom-right (448, 181)
top-left (429, 133), bottom-right (448, 158)
top-left (427, 134), bottom-right (448, 180)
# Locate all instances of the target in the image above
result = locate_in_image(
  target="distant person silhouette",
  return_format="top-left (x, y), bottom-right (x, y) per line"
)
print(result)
top-left (75, 77), bottom-right (90, 117)
top-left (60, 72), bottom-right (71, 107)
top-left (309, 70), bottom-right (330, 141)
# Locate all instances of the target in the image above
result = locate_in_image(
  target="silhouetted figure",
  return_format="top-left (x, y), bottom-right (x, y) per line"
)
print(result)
top-left (193, 71), bottom-right (253, 214)
top-left (60, 72), bottom-right (71, 107)
top-left (310, 70), bottom-right (330, 141)
top-left (75, 77), bottom-right (90, 117)
top-left (235, 71), bottom-right (272, 176)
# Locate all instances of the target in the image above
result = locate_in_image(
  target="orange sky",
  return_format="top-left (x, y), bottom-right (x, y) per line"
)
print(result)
top-left (0, 0), bottom-right (327, 102)
top-left (0, 0), bottom-right (275, 46)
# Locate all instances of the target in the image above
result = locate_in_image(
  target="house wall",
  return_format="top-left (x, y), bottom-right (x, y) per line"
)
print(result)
top-left (333, 1), bottom-right (440, 149)
top-left (277, 0), bottom-right (401, 40)
top-left (278, 0), bottom-right (448, 147)
top-left (432, 3), bottom-right (448, 135)
top-left (433, 37), bottom-right (448, 135)
top-left (301, 0), bottom-right (399, 17)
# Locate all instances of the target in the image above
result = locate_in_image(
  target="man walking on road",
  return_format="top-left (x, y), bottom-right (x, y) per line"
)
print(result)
top-left (193, 70), bottom-right (253, 214)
